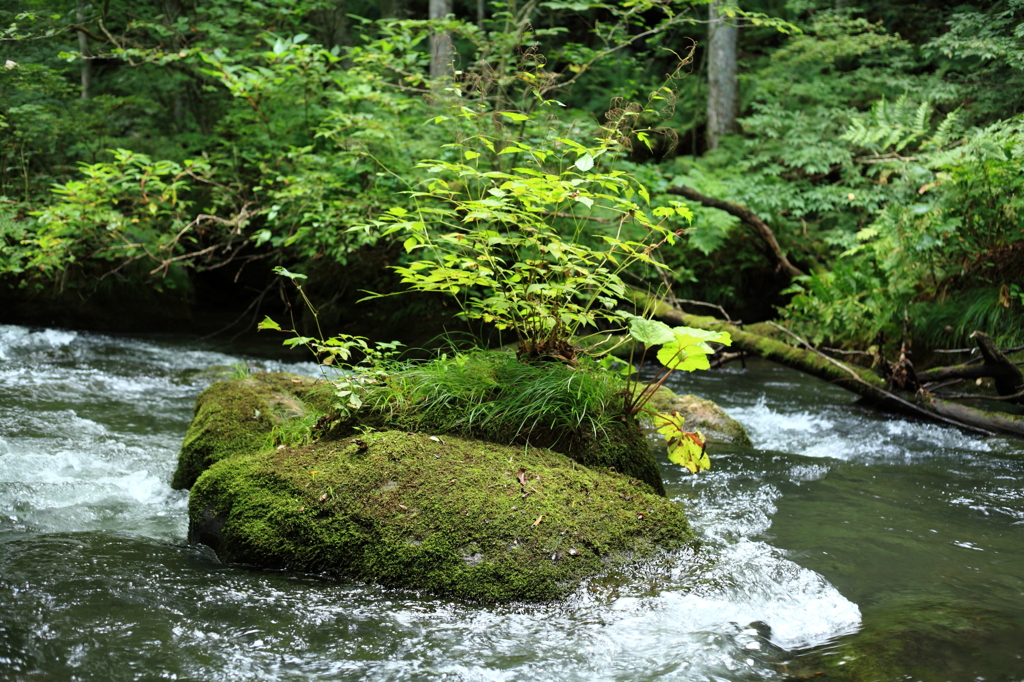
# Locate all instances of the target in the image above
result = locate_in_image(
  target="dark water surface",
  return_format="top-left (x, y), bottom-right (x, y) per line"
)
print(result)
top-left (1, 325), bottom-right (1022, 681)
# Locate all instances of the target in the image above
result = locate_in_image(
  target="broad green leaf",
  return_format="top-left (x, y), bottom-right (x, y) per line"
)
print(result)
top-left (658, 344), bottom-right (712, 371)
top-left (500, 111), bottom-right (530, 122)
top-left (628, 316), bottom-right (675, 345)
top-left (403, 237), bottom-right (418, 253)
top-left (283, 336), bottom-right (317, 347)
top-left (670, 326), bottom-right (732, 346)
top-left (574, 153), bottom-right (594, 172)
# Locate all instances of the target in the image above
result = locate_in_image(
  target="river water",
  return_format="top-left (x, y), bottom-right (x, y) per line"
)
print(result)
top-left (1, 324), bottom-right (1022, 681)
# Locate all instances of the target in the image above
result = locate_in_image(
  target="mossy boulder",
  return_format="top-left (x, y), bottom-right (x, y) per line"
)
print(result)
top-left (176, 371), bottom-right (700, 601)
top-left (188, 429), bottom-right (692, 602)
top-left (647, 387), bottom-right (752, 447)
top-left (333, 408), bottom-right (666, 497)
top-left (171, 373), bottom-right (333, 490)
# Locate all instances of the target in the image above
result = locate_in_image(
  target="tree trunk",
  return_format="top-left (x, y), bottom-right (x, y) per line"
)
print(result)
top-left (310, 2), bottom-right (352, 51)
top-left (77, 2), bottom-right (92, 99)
top-left (477, 0), bottom-right (486, 28)
top-left (624, 288), bottom-right (1024, 439)
top-left (429, 0), bottom-right (453, 81)
top-left (706, 0), bottom-right (738, 150)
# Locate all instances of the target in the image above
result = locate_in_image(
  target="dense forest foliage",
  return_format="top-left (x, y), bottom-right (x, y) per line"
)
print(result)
top-left (1, 0), bottom-right (1022, 355)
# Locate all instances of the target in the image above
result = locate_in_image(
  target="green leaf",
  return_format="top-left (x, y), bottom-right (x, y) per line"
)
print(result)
top-left (273, 266), bottom-right (307, 281)
top-left (500, 111), bottom-right (530, 122)
top-left (628, 316), bottom-right (675, 345)
top-left (574, 153), bottom-right (594, 172)
top-left (657, 344), bottom-right (712, 371)
top-left (653, 413), bottom-right (710, 474)
top-left (252, 229), bottom-right (272, 247)
top-left (671, 326), bottom-right (732, 346)
top-left (403, 237), bottom-right (418, 253)
top-left (257, 316), bottom-right (282, 331)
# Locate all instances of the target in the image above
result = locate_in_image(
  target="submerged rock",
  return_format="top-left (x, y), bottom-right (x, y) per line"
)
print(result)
top-left (188, 429), bottom-right (692, 602)
top-left (647, 387), bottom-right (752, 447)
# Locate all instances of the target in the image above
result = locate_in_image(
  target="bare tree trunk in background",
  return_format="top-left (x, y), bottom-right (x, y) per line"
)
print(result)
top-left (76, 2), bottom-right (92, 99)
top-left (706, 0), bottom-right (738, 149)
top-left (430, 0), bottom-right (453, 81)
top-left (310, 1), bottom-right (352, 51)
top-left (477, 0), bottom-right (486, 28)
top-left (164, 0), bottom-right (186, 126)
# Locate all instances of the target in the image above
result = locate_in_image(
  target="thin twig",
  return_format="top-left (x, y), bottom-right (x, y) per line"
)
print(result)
top-left (935, 343), bottom-right (1024, 354)
top-left (675, 299), bottom-right (736, 324)
top-left (937, 389), bottom-right (1024, 402)
top-left (920, 378), bottom-right (964, 392)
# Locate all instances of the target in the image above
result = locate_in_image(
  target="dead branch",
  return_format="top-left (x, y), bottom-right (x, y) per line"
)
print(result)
top-left (664, 184), bottom-right (805, 279)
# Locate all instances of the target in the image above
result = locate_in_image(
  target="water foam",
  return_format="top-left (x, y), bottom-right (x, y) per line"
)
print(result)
top-left (0, 325), bottom-right (78, 360)
top-left (729, 395), bottom-right (991, 463)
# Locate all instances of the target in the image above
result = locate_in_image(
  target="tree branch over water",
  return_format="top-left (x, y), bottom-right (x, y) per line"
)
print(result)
top-left (665, 184), bottom-right (805, 279)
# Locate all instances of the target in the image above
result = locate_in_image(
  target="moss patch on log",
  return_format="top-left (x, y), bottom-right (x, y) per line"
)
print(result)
top-left (188, 429), bottom-right (693, 602)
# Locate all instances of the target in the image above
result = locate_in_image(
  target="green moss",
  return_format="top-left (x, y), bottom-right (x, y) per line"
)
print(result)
top-left (188, 430), bottom-right (693, 602)
top-left (327, 352), bottom-right (668, 496)
top-left (171, 373), bottom-right (333, 490)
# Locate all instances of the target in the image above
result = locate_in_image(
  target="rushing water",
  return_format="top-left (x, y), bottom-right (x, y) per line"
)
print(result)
top-left (1, 324), bottom-right (1022, 681)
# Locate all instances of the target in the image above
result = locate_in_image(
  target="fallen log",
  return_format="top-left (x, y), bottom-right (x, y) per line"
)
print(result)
top-left (625, 288), bottom-right (1024, 439)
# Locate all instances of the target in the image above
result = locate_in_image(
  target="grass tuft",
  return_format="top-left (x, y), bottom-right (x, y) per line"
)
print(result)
top-left (361, 351), bottom-right (624, 450)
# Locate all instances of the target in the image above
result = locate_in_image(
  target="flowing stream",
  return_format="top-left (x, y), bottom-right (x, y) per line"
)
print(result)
top-left (1, 324), bottom-right (1022, 681)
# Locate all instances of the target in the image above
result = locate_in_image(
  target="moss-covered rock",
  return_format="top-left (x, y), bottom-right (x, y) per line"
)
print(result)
top-left (323, 353), bottom-right (668, 496)
top-left (188, 429), bottom-right (692, 602)
top-left (332, 409), bottom-right (666, 497)
top-left (647, 387), bottom-right (752, 447)
top-left (171, 373), bottom-right (333, 490)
